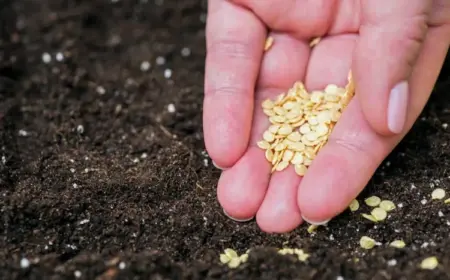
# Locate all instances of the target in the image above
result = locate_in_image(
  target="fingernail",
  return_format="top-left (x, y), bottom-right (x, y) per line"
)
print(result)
top-left (387, 81), bottom-right (409, 134)
top-left (223, 209), bottom-right (254, 222)
top-left (212, 160), bottom-right (228, 171)
top-left (301, 214), bottom-right (330, 226)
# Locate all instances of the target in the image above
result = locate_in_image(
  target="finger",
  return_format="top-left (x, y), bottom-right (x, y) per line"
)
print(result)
top-left (203, 0), bottom-right (266, 169)
top-left (353, 0), bottom-right (432, 136)
top-left (298, 27), bottom-right (450, 224)
top-left (218, 35), bottom-right (310, 221)
top-left (230, 0), bottom-right (360, 38)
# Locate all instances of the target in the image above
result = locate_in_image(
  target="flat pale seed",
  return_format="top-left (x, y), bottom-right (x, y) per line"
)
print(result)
top-left (268, 124), bottom-right (280, 134)
top-left (239, 254), bottom-right (248, 263)
top-left (308, 117), bottom-right (319, 126)
top-left (278, 124), bottom-right (293, 135)
top-left (262, 99), bottom-right (275, 109)
top-left (317, 111), bottom-right (332, 123)
top-left (324, 84), bottom-right (339, 94)
top-left (282, 150), bottom-right (294, 162)
top-left (275, 93), bottom-right (286, 104)
top-left (360, 236), bottom-right (376, 249)
top-left (285, 110), bottom-right (300, 120)
top-left (371, 207), bottom-right (387, 221)
top-left (290, 142), bottom-right (305, 152)
top-left (349, 199), bottom-right (359, 212)
top-left (265, 149), bottom-right (274, 162)
top-left (445, 198), bottom-right (450, 204)
top-left (331, 110), bottom-right (341, 122)
top-left (315, 123), bottom-right (329, 136)
top-left (291, 119), bottom-right (306, 127)
top-left (274, 142), bottom-right (287, 152)
top-left (257, 140), bottom-right (271, 150)
top-left (283, 101), bottom-right (296, 110)
top-left (287, 132), bottom-right (301, 142)
top-left (273, 106), bottom-right (286, 116)
top-left (272, 151), bottom-right (279, 165)
top-left (304, 149), bottom-right (316, 160)
top-left (365, 196), bottom-right (381, 207)
top-left (224, 249), bottom-right (238, 259)
top-left (270, 115), bottom-right (286, 123)
top-left (420, 257), bottom-right (439, 270)
top-left (389, 240), bottom-right (406, 249)
top-left (291, 152), bottom-right (304, 165)
top-left (305, 132), bottom-right (318, 142)
top-left (295, 164), bottom-right (307, 176)
top-left (228, 258), bottom-right (241, 268)
top-left (220, 254), bottom-right (230, 264)
top-left (310, 91), bottom-right (324, 103)
top-left (263, 131), bottom-right (275, 142)
top-left (307, 224), bottom-right (318, 233)
top-left (264, 36), bottom-right (274, 51)
top-left (431, 188), bottom-right (446, 200)
top-left (325, 94), bottom-right (340, 102)
top-left (276, 160), bottom-right (289, 171)
top-left (361, 213), bottom-right (378, 223)
top-left (303, 158), bottom-right (312, 166)
top-left (299, 124), bottom-right (311, 134)
top-left (379, 200), bottom-right (396, 212)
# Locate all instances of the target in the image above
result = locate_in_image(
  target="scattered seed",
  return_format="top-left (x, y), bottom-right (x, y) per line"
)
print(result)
top-left (349, 199), bottom-right (359, 212)
top-left (360, 236), bottom-right (376, 249)
top-left (295, 164), bottom-right (307, 176)
top-left (361, 213), bottom-right (378, 223)
top-left (379, 200), bottom-right (396, 212)
top-left (420, 256), bottom-right (438, 270)
top-left (445, 198), bottom-right (450, 204)
top-left (431, 188), bottom-right (446, 200)
top-left (371, 207), bottom-right (387, 221)
top-left (365, 196), bottom-right (381, 207)
top-left (309, 37), bottom-right (321, 47)
top-left (307, 224), bottom-right (319, 233)
top-left (257, 141), bottom-right (271, 150)
top-left (389, 240), bottom-right (406, 249)
top-left (224, 248), bottom-right (238, 259)
top-left (264, 36), bottom-right (274, 51)
top-left (228, 258), bottom-right (241, 268)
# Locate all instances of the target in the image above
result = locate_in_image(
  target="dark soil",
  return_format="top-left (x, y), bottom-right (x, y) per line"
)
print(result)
top-left (1, 1), bottom-right (449, 279)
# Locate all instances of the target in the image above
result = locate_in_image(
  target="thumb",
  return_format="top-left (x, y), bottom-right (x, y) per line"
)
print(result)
top-left (353, 1), bottom-right (432, 135)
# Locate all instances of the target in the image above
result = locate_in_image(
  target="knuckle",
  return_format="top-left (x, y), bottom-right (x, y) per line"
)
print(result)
top-left (328, 134), bottom-right (378, 164)
top-left (207, 38), bottom-right (254, 60)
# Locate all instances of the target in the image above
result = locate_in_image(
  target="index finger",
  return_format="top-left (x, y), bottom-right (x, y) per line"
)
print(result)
top-left (204, 0), bottom-right (266, 168)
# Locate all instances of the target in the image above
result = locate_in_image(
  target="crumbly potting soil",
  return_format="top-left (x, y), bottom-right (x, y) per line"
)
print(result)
top-left (1, 1), bottom-right (449, 279)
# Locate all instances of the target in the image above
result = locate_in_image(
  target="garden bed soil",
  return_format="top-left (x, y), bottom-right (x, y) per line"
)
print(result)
top-left (1, 0), bottom-right (450, 279)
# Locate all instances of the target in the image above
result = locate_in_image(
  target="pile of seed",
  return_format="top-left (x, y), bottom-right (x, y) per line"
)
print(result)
top-left (257, 72), bottom-right (355, 175)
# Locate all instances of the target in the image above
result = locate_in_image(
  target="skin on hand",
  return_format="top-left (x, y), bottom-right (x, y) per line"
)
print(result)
top-left (203, 0), bottom-right (450, 233)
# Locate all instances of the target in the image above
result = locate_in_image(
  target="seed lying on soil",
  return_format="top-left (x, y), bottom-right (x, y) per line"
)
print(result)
top-left (389, 240), bottom-right (406, 249)
top-left (379, 200), bottom-right (396, 212)
top-left (257, 72), bottom-right (355, 175)
top-left (264, 36), bottom-right (274, 51)
top-left (431, 188), bottom-right (446, 200)
top-left (420, 256), bottom-right (439, 270)
top-left (371, 207), bottom-right (388, 221)
top-left (278, 248), bottom-right (310, 262)
top-left (360, 236), bottom-right (376, 249)
top-left (445, 198), bottom-right (450, 204)
top-left (219, 248), bottom-right (248, 268)
top-left (361, 213), bottom-right (378, 223)
top-left (349, 199), bottom-right (359, 212)
top-left (365, 196), bottom-right (381, 207)
top-left (307, 224), bottom-right (319, 233)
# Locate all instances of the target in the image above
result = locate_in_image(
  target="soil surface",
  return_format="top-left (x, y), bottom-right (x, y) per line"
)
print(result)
top-left (1, 1), bottom-right (450, 279)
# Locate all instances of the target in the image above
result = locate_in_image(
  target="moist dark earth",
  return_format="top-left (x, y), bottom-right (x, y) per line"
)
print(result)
top-left (1, 1), bottom-right (449, 279)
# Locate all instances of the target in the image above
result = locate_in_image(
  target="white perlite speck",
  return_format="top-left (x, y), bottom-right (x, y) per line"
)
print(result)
top-left (438, 211), bottom-right (444, 217)
top-left (77, 125), bottom-right (84, 134)
top-left (42, 53), bottom-right (51, 63)
top-left (119, 262), bottom-right (126, 269)
top-left (164, 69), bottom-right (172, 79)
top-left (181, 47), bottom-right (191, 57)
top-left (387, 259), bottom-right (397, 266)
top-left (443, 123), bottom-right (448, 129)
top-left (421, 199), bottom-right (427, 205)
top-left (20, 258), bottom-right (30, 268)
top-left (167, 103), bottom-right (176, 113)
top-left (96, 86), bottom-right (106, 95)
top-left (18, 130), bottom-right (28, 136)
top-left (140, 61), bottom-right (151, 71)
top-left (79, 219), bottom-right (90, 225)
top-left (74, 270), bottom-right (82, 278)
top-left (56, 52), bottom-right (64, 61)
top-left (336, 276), bottom-right (344, 280)
top-left (156, 56), bottom-right (166, 65)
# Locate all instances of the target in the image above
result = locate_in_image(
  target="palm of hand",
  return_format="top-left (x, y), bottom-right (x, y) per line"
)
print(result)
top-left (203, 0), bottom-right (450, 232)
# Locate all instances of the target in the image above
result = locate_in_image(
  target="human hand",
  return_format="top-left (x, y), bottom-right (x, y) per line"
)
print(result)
top-left (203, 0), bottom-right (450, 232)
